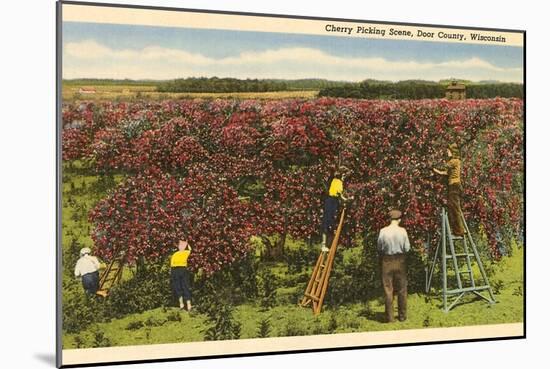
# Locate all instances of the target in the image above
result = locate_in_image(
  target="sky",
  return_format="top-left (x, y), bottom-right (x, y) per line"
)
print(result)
top-left (62, 22), bottom-right (524, 82)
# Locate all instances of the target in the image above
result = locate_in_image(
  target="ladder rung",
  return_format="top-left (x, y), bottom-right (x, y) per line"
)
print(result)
top-left (446, 286), bottom-right (490, 294)
top-left (304, 293), bottom-right (320, 302)
top-left (451, 235), bottom-right (465, 240)
top-left (446, 253), bottom-right (474, 258)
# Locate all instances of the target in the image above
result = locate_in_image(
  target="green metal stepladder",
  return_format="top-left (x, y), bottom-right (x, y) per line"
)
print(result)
top-left (426, 208), bottom-right (496, 312)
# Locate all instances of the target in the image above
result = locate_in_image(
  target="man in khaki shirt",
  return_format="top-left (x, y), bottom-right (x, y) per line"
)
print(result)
top-left (433, 143), bottom-right (464, 236)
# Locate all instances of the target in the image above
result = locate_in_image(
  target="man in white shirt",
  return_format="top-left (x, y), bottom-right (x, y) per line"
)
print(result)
top-left (74, 247), bottom-right (101, 295)
top-left (377, 209), bottom-right (411, 323)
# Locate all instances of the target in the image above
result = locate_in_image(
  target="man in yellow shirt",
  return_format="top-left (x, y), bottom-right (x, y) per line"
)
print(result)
top-left (170, 239), bottom-right (192, 311)
top-left (320, 169), bottom-right (352, 252)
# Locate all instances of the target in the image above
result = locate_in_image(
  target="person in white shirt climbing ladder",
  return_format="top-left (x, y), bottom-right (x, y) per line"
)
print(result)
top-left (74, 247), bottom-right (101, 295)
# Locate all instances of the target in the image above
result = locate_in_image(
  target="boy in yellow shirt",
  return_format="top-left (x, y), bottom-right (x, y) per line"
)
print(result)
top-left (170, 239), bottom-right (192, 311)
top-left (320, 170), bottom-right (352, 252)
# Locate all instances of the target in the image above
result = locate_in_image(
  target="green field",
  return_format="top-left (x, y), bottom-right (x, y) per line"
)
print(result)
top-left (61, 163), bottom-right (523, 349)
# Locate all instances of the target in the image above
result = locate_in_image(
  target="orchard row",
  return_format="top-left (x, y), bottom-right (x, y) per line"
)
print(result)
top-left (62, 98), bottom-right (524, 273)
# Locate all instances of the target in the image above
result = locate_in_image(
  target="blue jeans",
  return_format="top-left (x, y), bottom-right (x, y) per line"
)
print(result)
top-left (82, 271), bottom-right (99, 295)
top-left (321, 196), bottom-right (339, 234)
top-left (171, 267), bottom-right (192, 301)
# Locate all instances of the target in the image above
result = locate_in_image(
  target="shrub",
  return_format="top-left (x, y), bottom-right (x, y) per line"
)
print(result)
top-left (62, 279), bottom-right (107, 334)
top-left (285, 246), bottom-right (318, 274)
top-left (257, 268), bottom-right (278, 310)
top-left (203, 304), bottom-right (241, 341)
top-left (327, 312), bottom-right (338, 333)
top-left (144, 316), bottom-right (167, 327)
top-left (90, 326), bottom-right (111, 348)
top-left (73, 335), bottom-right (86, 348)
top-left (166, 311), bottom-right (182, 322)
top-left (256, 318), bottom-right (272, 338)
top-left (105, 262), bottom-right (172, 318)
top-left (194, 256), bottom-right (259, 315)
top-left (125, 320), bottom-right (144, 330)
top-left (282, 319), bottom-right (307, 337)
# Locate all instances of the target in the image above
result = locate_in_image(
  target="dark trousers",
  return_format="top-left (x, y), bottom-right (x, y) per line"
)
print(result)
top-left (321, 196), bottom-right (339, 234)
top-left (82, 271), bottom-right (99, 295)
top-left (448, 183), bottom-right (465, 236)
top-left (380, 254), bottom-right (407, 322)
top-left (171, 267), bottom-right (192, 301)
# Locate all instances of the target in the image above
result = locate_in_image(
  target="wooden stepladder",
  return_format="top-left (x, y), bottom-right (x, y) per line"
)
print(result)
top-left (96, 251), bottom-right (125, 297)
top-left (300, 207), bottom-right (346, 315)
top-left (426, 208), bottom-right (496, 312)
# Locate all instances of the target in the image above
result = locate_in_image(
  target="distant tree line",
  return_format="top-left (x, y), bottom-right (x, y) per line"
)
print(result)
top-left (318, 80), bottom-right (524, 99)
top-left (466, 83), bottom-right (524, 98)
top-left (64, 79), bottom-right (159, 86)
top-left (63, 78), bottom-right (524, 99)
top-left (156, 77), bottom-right (349, 93)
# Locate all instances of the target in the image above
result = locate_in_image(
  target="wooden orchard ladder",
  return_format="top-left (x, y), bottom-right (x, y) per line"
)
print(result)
top-left (300, 207), bottom-right (346, 315)
top-left (96, 250), bottom-right (126, 297)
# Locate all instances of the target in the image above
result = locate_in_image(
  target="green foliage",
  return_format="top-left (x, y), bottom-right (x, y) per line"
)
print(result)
top-left (64, 238), bottom-right (82, 276)
top-left (203, 304), bottom-right (241, 341)
top-left (156, 77), bottom-right (348, 93)
top-left (406, 249), bottom-right (429, 293)
top-left (193, 254), bottom-right (259, 313)
top-left (423, 315), bottom-right (431, 327)
top-left (467, 83), bottom-right (524, 98)
top-left (144, 316), bottom-right (167, 327)
top-left (327, 312), bottom-right (338, 333)
top-left (125, 320), bottom-right (144, 330)
top-left (257, 268), bottom-right (278, 311)
top-left (232, 321), bottom-right (242, 339)
top-left (229, 254), bottom-right (259, 302)
top-left (166, 310), bottom-right (182, 322)
top-left (64, 78), bottom-right (159, 86)
top-left (73, 335), bottom-right (85, 348)
top-left (318, 80), bottom-right (523, 99)
top-left (326, 238), bottom-right (379, 306)
top-left (285, 246), bottom-right (318, 274)
top-left (62, 279), bottom-right (107, 334)
top-left (493, 279), bottom-right (505, 295)
top-left (256, 317), bottom-right (272, 338)
top-left (91, 326), bottom-right (111, 348)
top-left (283, 318), bottom-right (308, 337)
top-left (105, 263), bottom-right (172, 319)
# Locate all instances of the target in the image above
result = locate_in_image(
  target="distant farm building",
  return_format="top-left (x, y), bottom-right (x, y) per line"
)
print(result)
top-left (78, 87), bottom-right (97, 94)
top-left (445, 81), bottom-right (466, 100)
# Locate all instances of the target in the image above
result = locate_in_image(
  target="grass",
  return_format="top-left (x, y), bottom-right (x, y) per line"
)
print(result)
top-left (62, 245), bottom-right (523, 348)
top-left (61, 163), bottom-right (523, 349)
